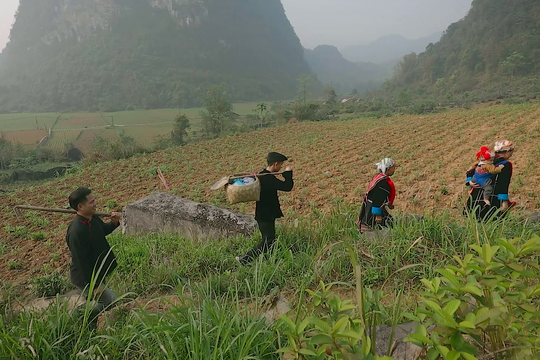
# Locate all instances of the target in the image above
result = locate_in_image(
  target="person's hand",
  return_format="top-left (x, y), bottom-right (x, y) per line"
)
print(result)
top-left (375, 215), bottom-right (383, 224)
top-left (110, 212), bottom-right (122, 225)
top-left (284, 166), bottom-right (292, 172)
top-left (388, 204), bottom-right (395, 210)
top-left (355, 219), bottom-right (360, 227)
top-left (469, 181), bottom-right (480, 188)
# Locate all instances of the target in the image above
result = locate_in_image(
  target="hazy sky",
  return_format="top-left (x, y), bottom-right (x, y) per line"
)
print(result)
top-left (0, 0), bottom-right (473, 51)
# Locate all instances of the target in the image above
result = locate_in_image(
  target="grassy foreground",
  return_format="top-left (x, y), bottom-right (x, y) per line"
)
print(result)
top-left (2, 208), bottom-right (540, 359)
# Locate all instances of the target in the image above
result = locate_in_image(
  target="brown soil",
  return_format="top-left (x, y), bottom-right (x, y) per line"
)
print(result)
top-left (3, 130), bottom-right (47, 145)
top-left (1, 103), bottom-right (539, 291)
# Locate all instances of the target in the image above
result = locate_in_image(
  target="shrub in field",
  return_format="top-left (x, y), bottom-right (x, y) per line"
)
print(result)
top-left (279, 281), bottom-right (395, 360)
top-left (33, 271), bottom-right (70, 297)
top-left (405, 235), bottom-right (540, 359)
top-left (279, 244), bottom-right (399, 360)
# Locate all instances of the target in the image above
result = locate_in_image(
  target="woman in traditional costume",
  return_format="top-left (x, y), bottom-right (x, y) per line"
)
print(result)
top-left (465, 140), bottom-right (515, 221)
top-left (357, 158), bottom-right (396, 233)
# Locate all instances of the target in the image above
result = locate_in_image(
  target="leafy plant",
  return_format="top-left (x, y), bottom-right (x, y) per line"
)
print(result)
top-left (278, 242), bottom-right (397, 360)
top-left (404, 235), bottom-right (540, 359)
top-left (7, 260), bottom-right (23, 271)
top-left (33, 271), bottom-right (69, 297)
top-left (30, 232), bottom-right (46, 241)
top-left (4, 225), bottom-right (29, 239)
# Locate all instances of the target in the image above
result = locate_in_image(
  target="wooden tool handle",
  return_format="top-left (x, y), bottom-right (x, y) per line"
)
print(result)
top-left (229, 172), bottom-right (285, 181)
top-left (14, 205), bottom-right (111, 217)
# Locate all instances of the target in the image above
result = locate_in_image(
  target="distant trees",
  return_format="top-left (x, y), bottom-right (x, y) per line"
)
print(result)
top-left (171, 114), bottom-right (191, 145)
top-left (382, 0), bottom-right (540, 102)
top-left (297, 74), bottom-right (313, 105)
top-left (500, 52), bottom-right (531, 78)
top-left (324, 87), bottom-right (337, 106)
top-left (200, 85), bottom-right (234, 138)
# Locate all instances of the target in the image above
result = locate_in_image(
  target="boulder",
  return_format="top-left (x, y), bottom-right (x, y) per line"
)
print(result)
top-left (525, 211), bottom-right (540, 223)
top-left (122, 192), bottom-right (257, 239)
top-left (375, 322), bottom-right (423, 360)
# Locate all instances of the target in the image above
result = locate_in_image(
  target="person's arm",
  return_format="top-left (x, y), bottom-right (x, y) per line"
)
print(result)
top-left (387, 178), bottom-right (396, 207)
top-left (484, 163), bottom-right (504, 174)
top-left (369, 181), bottom-right (391, 215)
top-left (99, 212), bottom-right (122, 236)
top-left (466, 163), bottom-right (477, 186)
top-left (494, 162), bottom-right (513, 203)
top-left (261, 170), bottom-right (294, 192)
top-left (67, 228), bottom-right (93, 287)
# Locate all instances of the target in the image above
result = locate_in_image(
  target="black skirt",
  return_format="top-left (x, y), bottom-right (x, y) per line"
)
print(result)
top-left (359, 198), bottom-right (393, 232)
top-left (464, 188), bottom-right (509, 221)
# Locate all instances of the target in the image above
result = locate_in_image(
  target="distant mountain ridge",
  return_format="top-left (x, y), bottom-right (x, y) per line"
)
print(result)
top-left (0, 0), bottom-right (312, 112)
top-left (304, 45), bottom-right (394, 94)
top-left (341, 32), bottom-right (443, 64)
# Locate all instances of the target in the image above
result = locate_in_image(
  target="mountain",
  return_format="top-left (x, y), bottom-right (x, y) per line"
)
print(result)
top-left (304, 45), bottom-right (394, 94)
top-left (0, 0), bottom-right (312, 112)
top-left (386, 0), bottom-right (540, 102)
top-left (341, 32), bottom-right (443, 64)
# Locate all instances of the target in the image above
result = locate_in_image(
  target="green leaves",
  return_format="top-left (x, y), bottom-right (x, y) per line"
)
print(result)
top-left (406, 235), bottom-right (540, 357)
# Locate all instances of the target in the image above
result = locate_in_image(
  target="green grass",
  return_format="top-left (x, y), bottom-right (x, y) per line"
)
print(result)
top-left (1, 103), bottom-right (261, 151)
top-left (2, 207), bottom-right (540, 359)
top-left (0, 113), bottom-right (60, 132)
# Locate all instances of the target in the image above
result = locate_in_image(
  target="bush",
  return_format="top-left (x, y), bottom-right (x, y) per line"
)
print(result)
top-left (33, 272), bottom-right (69, 297)
top-left (405, 235), bottom-right (540, 359)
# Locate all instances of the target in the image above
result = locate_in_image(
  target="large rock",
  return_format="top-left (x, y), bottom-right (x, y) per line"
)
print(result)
top-left (375, 322), bottom-right (423, 360)
top-left (122, 192), bottom-right (257, 239)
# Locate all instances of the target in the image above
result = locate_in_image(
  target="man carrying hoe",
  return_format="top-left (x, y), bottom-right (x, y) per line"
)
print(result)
top-left (66, 187), bottom-right (121, 326)
top-left (236, 152), bottom-right (294, 264)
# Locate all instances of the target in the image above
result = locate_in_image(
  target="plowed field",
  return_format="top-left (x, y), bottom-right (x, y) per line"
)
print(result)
top-left (2, 102), bottom-right (539, 289)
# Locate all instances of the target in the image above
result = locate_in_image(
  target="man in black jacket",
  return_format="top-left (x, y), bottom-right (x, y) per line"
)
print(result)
top-left (66, 187), bottom-right (121, 324)
top-left (237, 152), bottom-right (294, 264)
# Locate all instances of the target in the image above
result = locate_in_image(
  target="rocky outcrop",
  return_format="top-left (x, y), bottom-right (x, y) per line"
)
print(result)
top-left (42, 0), bottom-right (208, 44)
top-left (44, 0), bottom-right (120, 44)
top-left (374, 322), bottom-right (423, 360)
top-left (148, 0), bottom-right (208, 26)
top-left (122, 192), bottom-right (257, 239)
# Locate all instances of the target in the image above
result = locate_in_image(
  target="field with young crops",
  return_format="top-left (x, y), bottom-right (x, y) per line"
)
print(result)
top-left (1, 103), bottom-right (260, 149)
top-left (2, 102), bottom-right (540, 359)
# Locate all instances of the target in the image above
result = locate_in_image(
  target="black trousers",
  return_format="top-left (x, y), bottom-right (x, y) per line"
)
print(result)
top-left (240, 220), bottom-right (276, 264)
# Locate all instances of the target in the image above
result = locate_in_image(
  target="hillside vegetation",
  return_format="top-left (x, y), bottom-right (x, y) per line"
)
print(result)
top-left (385, 0), bottom-right (540, 103)
top-left (0, 0), bottom-right (311, 113)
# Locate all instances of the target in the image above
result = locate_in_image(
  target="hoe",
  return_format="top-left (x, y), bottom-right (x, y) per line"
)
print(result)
top-left (13, 205), bottom-right (111, 218)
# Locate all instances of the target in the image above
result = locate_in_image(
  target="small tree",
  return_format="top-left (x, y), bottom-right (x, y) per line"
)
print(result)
top-left (297, 74), bottom-right (313, 105)
top-left (0, 138), bottom-right (14, 170)
top-left (324, 86), bottom-right (337, 107)
top-left (200, 85), bottom-right (234, 138)
top-left (251, 103), bottom-right (268, 129)
top-left (171, 114), bottom-right (190, 145)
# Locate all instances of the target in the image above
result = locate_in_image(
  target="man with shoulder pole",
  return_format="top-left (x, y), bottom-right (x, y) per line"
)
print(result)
top-left (66, 187), bottom-right (121, 326)
top-left (236, 152), bottom-right (294, 265)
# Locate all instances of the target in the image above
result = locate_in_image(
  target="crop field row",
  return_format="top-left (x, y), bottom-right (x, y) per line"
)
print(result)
top-left (1, 103), bottom-right (260, 148)
top-left (2, 102), bottom-right (540, 286)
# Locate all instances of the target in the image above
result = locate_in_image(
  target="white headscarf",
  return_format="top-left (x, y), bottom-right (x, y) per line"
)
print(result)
top-left (376, 158), bottom-right (395, 174)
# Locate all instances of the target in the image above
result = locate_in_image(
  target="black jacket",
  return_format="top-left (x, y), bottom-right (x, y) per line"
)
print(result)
top-left (66, 215), bottom-right (119, 289)
top-left (255, 169), bottom-right (294, 221)
top-left (493, 158), bottom-right (513, 197)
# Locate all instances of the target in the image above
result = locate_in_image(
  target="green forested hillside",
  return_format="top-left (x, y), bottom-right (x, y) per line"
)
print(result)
top-left (385, 0), bottom-right (540, 102)
top-left (0, 0), bottom-right (312, 112)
